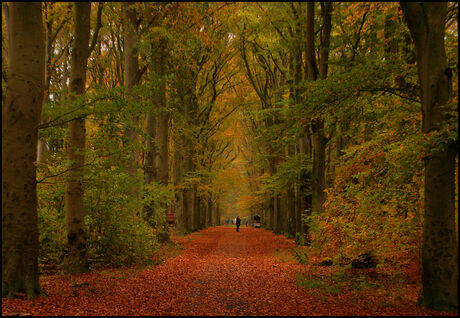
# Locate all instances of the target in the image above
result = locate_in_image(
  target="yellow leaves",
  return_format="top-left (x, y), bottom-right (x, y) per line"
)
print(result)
top-left (223, 129), bottom-right (234, 138)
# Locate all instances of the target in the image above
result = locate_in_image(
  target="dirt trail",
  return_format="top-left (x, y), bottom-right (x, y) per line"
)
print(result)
top-left (2, 226), bottom-right (456, 316)
top-left (2, 226), bottom-right (311, 316)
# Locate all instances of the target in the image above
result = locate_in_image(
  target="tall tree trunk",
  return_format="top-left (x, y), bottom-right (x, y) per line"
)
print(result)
top-left (269, 196), bottom-right (274, 230)
top-left (37, 3), bottom-right (56, 164)
top-left (298, 134), bottom-right (309, 239)
top-left (142, 34), bottom-right (162, 227)
top-left (273, 195), bottom-right (280, 234)
top-left (2, 2), bottom-right (45, 299)
top-left (123, 2), bottom-right (141, 199)
top-left (292, 24), bottom-right (307, 236)
top-left (143, 111), bottom-right (157, 226)
top-left (307, 2), bottom-right (332, 215)
top-left (37, 140), bottom-right (48, 163)
top-left (183, 182), bottom-right (194, 233)
top-left (311, 119), bottom-right (327, 214)
top-left (400, 2), bottom-right (458, 311)
top-left (153, 37), bottom-right (169, 185)
top-left (287, 185), bottom-right (295, 238)
top-left (193, 190), bottom-right (201, 231)
top-left (207, 198), bottom-right (213, 227)
top-left (199, 196), bottom-right (206, 229)
top-left (153, 37), bottom-right (170, 242)
top-left (173, 147), bottom-right (186, 234)
top-left (279, 194), bottom-right (287, 234)
top-left (216, 202), bottom-right (221, 226)
top-left (183, 87), bottom-right (197, 232)
top-left (305, 2), bottom-right (318, 82)
top-left (63, 2), bottom-right (91, 275)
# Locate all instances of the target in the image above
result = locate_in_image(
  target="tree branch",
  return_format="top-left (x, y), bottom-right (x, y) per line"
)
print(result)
top-left (88, 2), bottom-right (104, 56)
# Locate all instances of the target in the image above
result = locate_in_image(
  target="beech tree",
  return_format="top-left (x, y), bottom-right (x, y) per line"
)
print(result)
top-left (306, 2), bottom-right (332, 215)
top-left (1, 3), bottom-right (457, 312)
top-left (400, 2), bottom-right (458, 311)
top-left (123, 1), bottom-right (142, 198)
top-left (2, 2), bottom-right (45, 298)
top-left (63, 2), bottom-right (92, 274)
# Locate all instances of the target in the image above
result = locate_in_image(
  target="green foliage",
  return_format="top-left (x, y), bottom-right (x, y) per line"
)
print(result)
top-left (296, 275), bottom-right (342, 295)
top-left (295, 232), bottom-right (309, 246)
top-left (36, 84), bottom-right (173, 270)
top-left (85, 168), bottom-right (158, 268)
top-left (37, 174), bottom-right (66, 267)
top-left (307, 95), bottom-right (424, 265)
top-left (141, 181), bottom-right (176, 228)
top-left (293, 247), bottom-right (309, 265)
top-left (260, 154), bottom-right (311, 197)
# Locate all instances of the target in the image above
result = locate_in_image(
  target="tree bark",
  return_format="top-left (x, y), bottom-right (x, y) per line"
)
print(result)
top-left (216, 202), bottom-right (221, 226)
top-left (2, 2), bottom-right (45, 298)
top-left (37, 3), bottom-right (61, 164)
top-left (193, 190), bottom-right (201, 231)
top-left (123, 2), bottom-right (141, 199)
top-left (143, 111), bottom-right (157, 226)
top-left (400, 2), bottom-right (458, 311)
top-left (305, 2), bottom-right (318, 82)
top-left (279, 194), bottom-right (288, 234)
top-left (273, 195), bottom-right (280, 234)
top-left (311, 119), bottom-right (327, 214)
top-left (173, 147), bottom-right (186, 234)
top-left (307, 2), bottom-right (332, 215)
top-left (183, 86), bottom-right (198, 232)
top-left (144, 113), bottom-right (157, 185)
top-left (207, 198), bottom-right (212, 227)
top-left (63, 2), bottom-right (91, 275)
top-left (153, 37), bottom-right (170, 242)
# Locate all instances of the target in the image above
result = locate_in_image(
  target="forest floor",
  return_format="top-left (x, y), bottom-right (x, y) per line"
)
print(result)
top-left (2, 226), bottom-right (458, 316)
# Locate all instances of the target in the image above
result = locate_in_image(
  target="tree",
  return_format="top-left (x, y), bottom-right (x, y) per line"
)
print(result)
top-left (63, 2), bottom-right (92, 274)
top-left (142, 4), bottom-right (171, 241)
top-left (37, 2), bottom-right (72, 163)
top-left (152, 35), bottom-right (170, 242)
top-left (306, 2), bottom-right (333, 215)
top-left (2, 2), bottom-right (45, 298)
top-left (123, 2), bottom-right (142, 198)
top-left (400, 2), bottom-right (458, 311)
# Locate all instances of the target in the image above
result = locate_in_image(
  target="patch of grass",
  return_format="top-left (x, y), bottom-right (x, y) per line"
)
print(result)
top-left (150, 241), bottom-right (184, 266)
top-left (328, 267), bottom-right (384, 292)
top-left (162, 241), bottom-right (184, 259)
top-left (272, 249), bottom-right (296, 263)
top-left (379, 301), bottom-right (394, 308)
top-left (296, 275), bottom-right (342, 294)
top-left (293, 247), bottom-right (309, 264)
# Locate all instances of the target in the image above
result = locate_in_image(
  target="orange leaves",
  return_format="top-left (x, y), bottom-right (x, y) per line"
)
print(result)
top-left (2, 227), bottom-right (458, 316)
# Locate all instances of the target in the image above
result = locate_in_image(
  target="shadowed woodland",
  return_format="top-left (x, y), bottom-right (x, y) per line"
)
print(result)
top-left (1, 2), bottom-right (458, 315)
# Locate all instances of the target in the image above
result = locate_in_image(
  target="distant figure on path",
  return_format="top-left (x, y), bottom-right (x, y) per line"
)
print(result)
top-left (236, 216), bottom-right (241, 232)
top-left (245, 219), bottom-right (248, 227)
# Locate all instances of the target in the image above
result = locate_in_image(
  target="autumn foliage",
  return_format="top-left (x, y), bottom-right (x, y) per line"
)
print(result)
top-left (1, 1), bottom-right (458, 313)
top-left (2, 227), bottom-right (457, 316)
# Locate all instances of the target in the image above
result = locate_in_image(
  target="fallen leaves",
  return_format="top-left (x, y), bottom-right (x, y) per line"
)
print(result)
top-left (2, 226), bottom-right (458, 316)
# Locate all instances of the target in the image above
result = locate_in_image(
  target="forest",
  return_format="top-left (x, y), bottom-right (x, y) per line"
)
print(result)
top-left (1, 2), bottom-right (458, 316)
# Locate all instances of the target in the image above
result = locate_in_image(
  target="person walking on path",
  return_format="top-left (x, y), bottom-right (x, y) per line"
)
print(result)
top-left (236, 216), bottom-right (241, 232)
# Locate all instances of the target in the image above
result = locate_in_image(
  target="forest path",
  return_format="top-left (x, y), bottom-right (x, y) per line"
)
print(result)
top-left (1, 226), bottom-right (321, 316)
top-left (176, 226), bottom-right (306, 315)
top-left (2, 226), bottom-right (455, 316)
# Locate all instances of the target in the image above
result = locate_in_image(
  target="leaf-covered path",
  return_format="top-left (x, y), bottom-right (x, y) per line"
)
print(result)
top-left (2, 226), bottom-right (456, 316)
